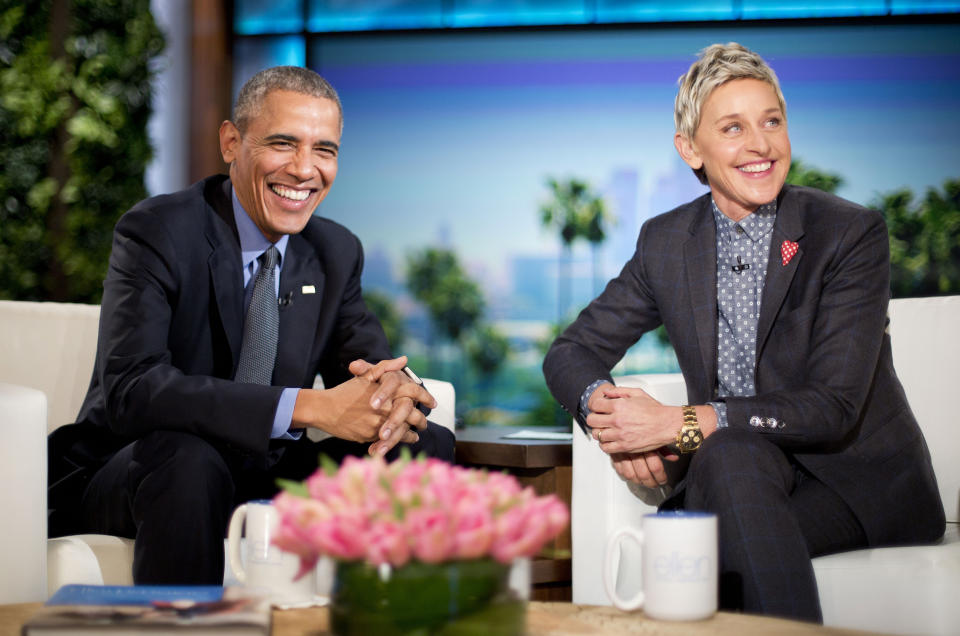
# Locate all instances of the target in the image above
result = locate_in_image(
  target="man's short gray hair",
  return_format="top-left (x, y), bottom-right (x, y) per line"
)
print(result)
top-left (232, 66), bottom-right (342, 134)
top-left (675, 43), bottom-right (786, 184)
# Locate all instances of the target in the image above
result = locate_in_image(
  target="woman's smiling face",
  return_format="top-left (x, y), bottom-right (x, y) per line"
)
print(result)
top-left (675, 78), bottom-right (791, 221)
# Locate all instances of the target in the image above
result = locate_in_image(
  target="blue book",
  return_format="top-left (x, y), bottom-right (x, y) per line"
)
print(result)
top-left (22, 584), bottom-right (270, 635)
top-left (46, 584), bottom-right (226, 606)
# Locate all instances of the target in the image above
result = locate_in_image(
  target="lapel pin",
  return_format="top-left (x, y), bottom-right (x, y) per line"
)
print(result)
top-left (302, 285), bottom-right (316, 295)
top-left (781, 240), bottom-right (799, 266)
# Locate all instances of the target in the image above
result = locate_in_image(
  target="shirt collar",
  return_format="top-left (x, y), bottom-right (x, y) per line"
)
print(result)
top-left (232, 187), bottom-right (289, 270)
top-left (711, 199), bottom-right (777, 242)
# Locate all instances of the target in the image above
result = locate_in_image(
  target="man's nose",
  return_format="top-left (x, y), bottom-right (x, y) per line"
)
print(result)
top-left (288, 148), bottom-right (316, 180)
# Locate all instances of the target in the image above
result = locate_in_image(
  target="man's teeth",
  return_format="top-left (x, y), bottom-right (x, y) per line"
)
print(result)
top-left (271, 185), bottom-right (309, 201)
top-left (739, 161), bottom-right (772, 173)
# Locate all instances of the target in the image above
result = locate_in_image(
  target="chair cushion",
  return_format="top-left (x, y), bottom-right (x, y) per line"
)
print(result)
top-left (814, 523), bottom-right (960, 634)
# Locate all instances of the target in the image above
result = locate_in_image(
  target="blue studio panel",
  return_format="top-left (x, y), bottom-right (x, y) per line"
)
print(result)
top-left (236, 0), bottom-right (960, 33)
top-left (741, 0), bottom-right (886, 18)
top-left (307, 0), bottom-right (445, 32)
top-left (891, 0), bottom-right (960, 12)
top-left (448, 0), bottom-right (589, 27)
top-left (234, 0), bottom-right (304, 34)
top-left (232, 36), bottom-right (307, 99)
top-left (595, 0), bottom-right (737, 22)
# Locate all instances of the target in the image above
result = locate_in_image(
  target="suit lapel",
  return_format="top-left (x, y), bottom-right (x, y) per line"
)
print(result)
top-left (205, 178), bottom-right (244, 368)
top-left (757, 186), bottom-right (804, 358)
top-left (683, 199), bottom-right (719, 389)
top-left (275, 233), bottom-right (326, 387)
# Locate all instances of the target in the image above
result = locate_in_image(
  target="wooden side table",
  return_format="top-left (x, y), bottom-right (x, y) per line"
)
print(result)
top-left (454, 425), bottom-right (573, 601)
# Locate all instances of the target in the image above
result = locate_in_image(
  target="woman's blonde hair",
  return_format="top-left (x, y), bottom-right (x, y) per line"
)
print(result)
top-left (675, 43), bottom-right (786, 184)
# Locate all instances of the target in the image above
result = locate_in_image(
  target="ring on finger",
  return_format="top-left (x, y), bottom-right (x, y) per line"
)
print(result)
top-left (598, 429), bottom-right (603, 443)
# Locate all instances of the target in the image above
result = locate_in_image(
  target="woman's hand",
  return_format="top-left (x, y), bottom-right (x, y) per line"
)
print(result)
top-left (587, 385), bottom-right (681, 455)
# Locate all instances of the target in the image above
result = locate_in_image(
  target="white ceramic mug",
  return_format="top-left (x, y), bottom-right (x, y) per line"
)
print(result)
top-left (227, 499), bottom-right (316, 605)
top-left (603, 511), bottom-right (717, 620)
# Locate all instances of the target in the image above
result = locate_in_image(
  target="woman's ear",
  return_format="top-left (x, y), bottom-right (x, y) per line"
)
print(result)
top-left (674, 132), bottom-right (703, 171)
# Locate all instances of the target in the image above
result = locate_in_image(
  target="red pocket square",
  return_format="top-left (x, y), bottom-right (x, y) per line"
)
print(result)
top-left (781, 240), bottom-right (799, 266)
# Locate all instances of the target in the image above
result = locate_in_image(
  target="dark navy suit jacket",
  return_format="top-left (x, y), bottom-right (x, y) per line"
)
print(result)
top-left (543, 185), bottom-right (944, 546)
top-left (49, 175), bottom-right (391, 531)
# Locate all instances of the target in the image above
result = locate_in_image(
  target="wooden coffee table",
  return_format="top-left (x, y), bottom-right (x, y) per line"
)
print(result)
top-left (1, 601), bottom-right (875, 635)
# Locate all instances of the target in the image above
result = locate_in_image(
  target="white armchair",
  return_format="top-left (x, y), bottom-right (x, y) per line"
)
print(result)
top-left (0, 300), bottom-right (456, 602)
top-left (572, 296), bottom-right (960, 634)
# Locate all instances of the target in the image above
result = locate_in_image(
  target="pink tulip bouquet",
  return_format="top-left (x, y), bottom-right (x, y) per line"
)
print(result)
top-left (271, 454), bottom-right (569, 575)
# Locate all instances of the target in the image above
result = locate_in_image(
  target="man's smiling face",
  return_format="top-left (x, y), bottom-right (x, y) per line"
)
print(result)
top-left (219, 89), bottom-right (341, 242)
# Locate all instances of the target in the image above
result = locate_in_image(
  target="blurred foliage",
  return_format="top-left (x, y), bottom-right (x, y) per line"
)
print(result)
top-left (364, 289), bottom-right (406, 354)
top-left (406, 248), bottom-right (484, 343)
top-left (785, 158), bottom-right (843, 194)
top-left (0, 0), bottom-right (164, 302)
top-left (465, 324), bottom-right (510, 379)
top-left (877, 178), bottom-right (960, 298)
top-left (787, 160), bottom-right (960, 298)
top-left (405, 247), bottom-right (510, 423)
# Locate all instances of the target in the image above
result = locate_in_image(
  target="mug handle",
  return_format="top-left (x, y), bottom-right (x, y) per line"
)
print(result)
top-left (603, 527), bottom-right (645, 611)
top-left (227, 503), bottom-right (248, 584)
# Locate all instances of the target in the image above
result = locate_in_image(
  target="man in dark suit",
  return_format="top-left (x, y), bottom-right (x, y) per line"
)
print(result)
top-left (48, 66), bottom-right (454, 584)
top-left (543, 43), bottom-right (943, 622)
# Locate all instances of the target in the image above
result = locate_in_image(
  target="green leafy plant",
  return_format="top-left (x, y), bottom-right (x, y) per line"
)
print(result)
top-left (0, 0), bottom-right (165, 302)
top-left (878, 178), bottom-right (960, 298)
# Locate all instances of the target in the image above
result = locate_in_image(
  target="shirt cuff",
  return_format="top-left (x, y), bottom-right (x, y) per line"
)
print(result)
top-left (578, 378), bottom-right (610, 425)
top-left (709, 401), bottom-right (728, 428)
top-left (271, 387), bottom-right (303, 440)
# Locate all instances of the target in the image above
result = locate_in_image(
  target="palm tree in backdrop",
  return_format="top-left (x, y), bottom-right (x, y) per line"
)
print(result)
top-left (540, 177), bottom-right (610, 322)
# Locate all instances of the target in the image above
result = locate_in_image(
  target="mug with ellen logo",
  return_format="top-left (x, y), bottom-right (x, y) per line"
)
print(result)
top-left (227, 499), bottom-right (318, 606)
top-left (603, 511), bottom-right (718, 621)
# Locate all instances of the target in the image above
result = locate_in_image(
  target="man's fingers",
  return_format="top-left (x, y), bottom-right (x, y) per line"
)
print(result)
top-left (372, 397), bottom-right (423, 456)
top-left (348, 359), bottom-right (375, 377)
top-left (363, 356), bottom-right (408, 383)
top-left (369, 370), bottom-right (402, 409)
top-left (394, 381), bottom-right (437, 409)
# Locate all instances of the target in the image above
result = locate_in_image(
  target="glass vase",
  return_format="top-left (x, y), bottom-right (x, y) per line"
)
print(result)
top-left (329, 558), bottom-right (526, 635)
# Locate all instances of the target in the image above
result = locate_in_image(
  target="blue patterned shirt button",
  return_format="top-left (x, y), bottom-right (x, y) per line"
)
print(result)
top-left (749, 415), bottom-right (763, 427)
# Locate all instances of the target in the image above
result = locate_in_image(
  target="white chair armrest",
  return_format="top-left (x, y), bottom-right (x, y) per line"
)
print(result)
top-left (571, 372), bottom-right (687, 606)
top-left (0, 382), bottom-right (48, 602)
top-left (422, 378), bottom-right (455, 434)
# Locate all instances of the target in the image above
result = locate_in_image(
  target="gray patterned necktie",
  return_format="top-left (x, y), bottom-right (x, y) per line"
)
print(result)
top-left (235, 245), bottom-right (279, 384)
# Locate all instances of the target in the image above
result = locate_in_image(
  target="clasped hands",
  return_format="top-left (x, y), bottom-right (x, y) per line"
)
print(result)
top-left (293, 355), bottom-right (435, 457)
top-left (587, 383), bottom-right (681, 489)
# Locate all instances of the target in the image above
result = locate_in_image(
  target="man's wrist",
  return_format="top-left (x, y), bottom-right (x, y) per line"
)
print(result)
top-left (292, 388), bottom-right (331, 432)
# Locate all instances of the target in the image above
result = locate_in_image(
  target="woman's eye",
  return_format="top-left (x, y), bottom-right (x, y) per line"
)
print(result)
top-left (724, 123), bottom-right (741, 134)
top-left (765, 118), bottom-right (781, 128)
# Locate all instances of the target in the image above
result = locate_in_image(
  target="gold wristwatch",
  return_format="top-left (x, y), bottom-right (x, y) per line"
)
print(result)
top-left (676, 405), bottom-right (703, 454)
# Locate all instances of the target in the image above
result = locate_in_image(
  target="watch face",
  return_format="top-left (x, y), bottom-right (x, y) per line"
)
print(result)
top-left (679, 427), bottom-right (702, 452)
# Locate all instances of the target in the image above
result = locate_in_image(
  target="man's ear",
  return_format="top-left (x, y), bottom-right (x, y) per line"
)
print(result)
top-left (219, 120), bottom-right (240, 164)
top-left (674, 132), bottom-right (703, 171)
